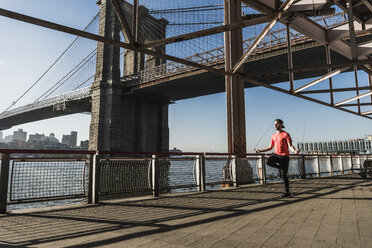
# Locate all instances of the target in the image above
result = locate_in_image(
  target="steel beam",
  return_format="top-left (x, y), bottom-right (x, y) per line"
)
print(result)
top-left (325, 45), bottom-right (334, 104)
top-left (242, 75), bottom-right (372, 119)
top-left (232, 0), bottom-right (295, 73)
top-left (249, 57), bottom-right (372, 77)
top-left (340, 103), bottom-right (372, 106)
top-left (142, 15), bottom-right (268, 49)
top-left (362, 110), bottom-right (372, 115)
top-left (0, 8), bottom-right (228, 77)
top-left (327, 22), bottom-right (372, 43)
top-left (299, 86), bottom-right (372, 94)
top-left (287, 23), bottom-right (294, 91)
top-left (362, 0), bottom-right (372, 12)
top-left (110, 0), bottom-right (134, 44)
top-left (224, 0), bottom-right (246, 154)
top-left (369, 72), bottom-right (372, 105)
top-left (334, 91), bottom-right (372, 106)
top-left (293, 67), bottom-right (349, 94)
top-left (132, 0), bottom-right (139, 72)
top-left (244, 0), bottom-right (372, 60)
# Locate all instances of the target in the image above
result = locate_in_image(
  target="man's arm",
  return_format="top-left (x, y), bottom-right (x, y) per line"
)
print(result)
top-left (255, 143), bottom-right (274, 153)
top-left (288, 141), bottom-right (300, 154)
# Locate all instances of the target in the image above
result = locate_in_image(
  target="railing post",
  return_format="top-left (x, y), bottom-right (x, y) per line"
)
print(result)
top-left (350, 154), bottom-right (354, 173)
top-left (152, 155), bottom-right (159, 197)
top-left (0, 153), bottom-right (10, 214)
top-left (195, 155), bottom-right (205, 192)
top-left (300, 155), bottom-right (306, 179)
top-left (87, 154), bottom-right (94, 204)
top-left (89, 153), bottom-right (100, 204)
top-left (340, 155), bottom-right (345, 174)
top-left (259, 155), bottom-right (266, 184)
top-left (317, 155), bottom-right (321, 177)
top-left (231, 155), bottom-right (238, 187)
top-left (329, 154), bottom-right (334, 175)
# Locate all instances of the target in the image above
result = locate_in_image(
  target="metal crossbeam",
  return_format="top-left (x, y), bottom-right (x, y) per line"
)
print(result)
top-left (142, 16), bottom-right (268, 49)
top-left (362, 110), bottom-right (372, 115)
top-left (0, 8), bottom-right (227, 77)
top-left (110, 0), bottom-right (134, 44)
top-left (293, 67), bottom-right (349, 94)
top-left (232, 0), bottom-right (295, 73)
top-left (335, 91), bottom-right (372, 106)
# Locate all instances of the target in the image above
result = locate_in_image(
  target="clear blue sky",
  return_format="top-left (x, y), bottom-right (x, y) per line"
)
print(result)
top-left (0, 0), bottom-right (371, 152)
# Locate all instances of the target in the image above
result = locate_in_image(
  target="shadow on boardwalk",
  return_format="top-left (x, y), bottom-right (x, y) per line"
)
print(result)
top-left (1, 174), bottom-right (372, 248)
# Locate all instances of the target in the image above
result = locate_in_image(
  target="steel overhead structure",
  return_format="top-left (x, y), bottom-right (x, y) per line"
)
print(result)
top-left (243, 0), bottom-right (372, 119)
top-left (1, 0), bottom-right (372, 128)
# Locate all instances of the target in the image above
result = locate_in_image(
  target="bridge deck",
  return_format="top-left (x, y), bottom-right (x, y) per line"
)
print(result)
top-left (1, 174), bottom-right (371, 248)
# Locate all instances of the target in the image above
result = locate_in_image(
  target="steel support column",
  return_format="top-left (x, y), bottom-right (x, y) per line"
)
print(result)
top-left (132, 0), bottom-right (139, 73)
top-left (346, 0), bottom-right (361, 113)
top-left (369, 72), bottom-right (372, 107)
top-left (224, 0), bottom-right (246, 154)
top-left (325, 45), bottom-right (334, 105)
top-left (286, 23), bottom-right (294, 91)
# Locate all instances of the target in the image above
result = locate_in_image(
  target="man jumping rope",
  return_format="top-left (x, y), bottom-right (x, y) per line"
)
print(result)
top-left (255, 119), bottom-right (299, 197)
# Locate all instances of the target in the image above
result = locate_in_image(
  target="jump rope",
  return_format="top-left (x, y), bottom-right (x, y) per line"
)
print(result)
top-left (252, 108), bottom-right (306, 153)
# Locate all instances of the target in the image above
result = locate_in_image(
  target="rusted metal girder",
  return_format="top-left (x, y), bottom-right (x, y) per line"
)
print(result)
top-left (142, 15), bottom-right (268, 49)
top-left (293, 67), bottom-right (349, 94)
top-left (224, 0), bottom-right (246, 154)
top-left (0, 7), bottom-right (227, 77)
top-left (110, 0), bottom-right (134, 44)
top-left (232, 0), bottom-right (295, 73)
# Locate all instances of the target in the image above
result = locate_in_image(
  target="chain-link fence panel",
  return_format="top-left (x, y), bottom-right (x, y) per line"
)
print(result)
top-left (10, 159), bottom-right (86, 202)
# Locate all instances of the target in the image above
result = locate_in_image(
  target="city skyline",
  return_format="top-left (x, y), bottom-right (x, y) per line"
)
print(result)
top-left (0, 0), bottom-right (372, 153)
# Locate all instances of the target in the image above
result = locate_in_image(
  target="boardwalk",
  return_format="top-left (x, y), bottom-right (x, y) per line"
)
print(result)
top-left (1, 174), bottom-right (371, 248)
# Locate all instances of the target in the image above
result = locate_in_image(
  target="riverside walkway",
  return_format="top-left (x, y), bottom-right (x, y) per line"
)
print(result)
top-left (1, 174), bottom-right (371, 248)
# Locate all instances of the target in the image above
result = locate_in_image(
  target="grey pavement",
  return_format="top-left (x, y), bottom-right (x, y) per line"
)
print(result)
top-left (1, 174), bottom-right (372, 248)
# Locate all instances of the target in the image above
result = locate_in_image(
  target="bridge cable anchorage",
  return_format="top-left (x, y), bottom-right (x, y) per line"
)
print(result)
top-left (1, 12), bottom-right (99, 113)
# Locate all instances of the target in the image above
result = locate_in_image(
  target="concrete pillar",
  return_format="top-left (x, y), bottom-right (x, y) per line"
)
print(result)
top-left (89, 0), bottom-right (169, 152)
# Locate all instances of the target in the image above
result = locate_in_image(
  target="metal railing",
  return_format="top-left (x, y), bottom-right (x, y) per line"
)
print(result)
top-left (0, 149), bottom-right (370, 214)
top-left (0, 86), bottom-right (91, 119)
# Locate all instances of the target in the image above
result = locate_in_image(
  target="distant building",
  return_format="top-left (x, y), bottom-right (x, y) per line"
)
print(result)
top-left (298, 138), bottom-right (372, 154)
top-left (0, 131), bottom-right (3, 142)
top-left (8, 140), bottom-right (26, 149)
top-left (13, 129), bottom-right (27, 142)
top-left (46, 133), bottom-right (59, 144)
top-left (4, 135), bottom-right (13, 143)
top-left (79, 140), bottom-right (89, 150)
top-left (26, 133), bottom-right (46, 150)
top-left (0, 142), bottom-right (8, 149)
top-left (62, 131), bottom-right (77, 148)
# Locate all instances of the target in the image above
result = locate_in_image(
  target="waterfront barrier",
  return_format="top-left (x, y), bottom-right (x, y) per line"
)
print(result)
top-left (0, 149), bottom-right (371, 214)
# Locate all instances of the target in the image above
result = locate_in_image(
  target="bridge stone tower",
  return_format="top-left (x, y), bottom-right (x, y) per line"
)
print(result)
top-left (89, 0), bottom-right (169, 152)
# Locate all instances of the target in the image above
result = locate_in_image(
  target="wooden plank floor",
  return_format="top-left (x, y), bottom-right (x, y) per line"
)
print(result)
top-left (1, 174), bottom-right (371, 248)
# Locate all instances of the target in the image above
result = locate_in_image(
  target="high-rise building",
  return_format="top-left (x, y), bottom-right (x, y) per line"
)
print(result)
top-left (13, 129), bottom-right (27, 142)
top-left (27, 133), bottom-right (46, 150)
top-left (4, 135), bottom-right (13, 143)
top-left (62, 131), bottom-right (78, 148)
top-left (0, 131), bottom-right (3, 142)
top-left (79, 140), bottom-right (89, 150)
